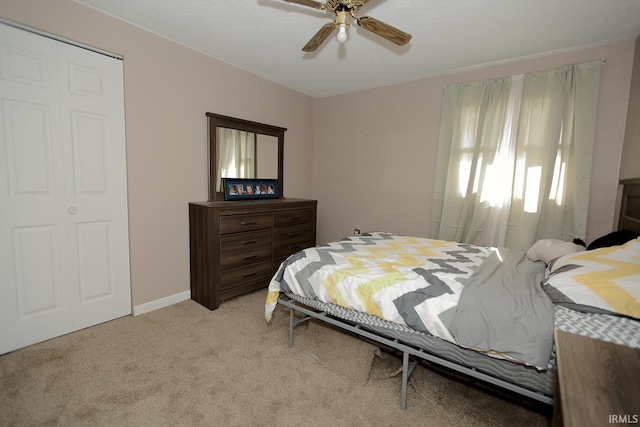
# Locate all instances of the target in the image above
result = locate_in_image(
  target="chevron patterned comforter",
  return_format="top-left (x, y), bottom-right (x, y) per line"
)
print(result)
top-left (265, 232), bottom-right (493, 344)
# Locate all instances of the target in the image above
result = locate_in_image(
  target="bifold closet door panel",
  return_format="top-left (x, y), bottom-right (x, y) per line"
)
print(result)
top-left (0, 23), bottom-right (131, 354)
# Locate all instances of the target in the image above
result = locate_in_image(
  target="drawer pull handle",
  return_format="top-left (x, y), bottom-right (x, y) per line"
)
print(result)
top-left (288, 232), bottom-right (301, 237)
top-left (243, 272), bottom-right (257, 278)
top-left (240, 221), bottom-right (257, 226)
top-left (243, 255), bottom-right (257, 261)
top-left (242, 240), bottom-right (258, 245)
top-left (288, 245), bottom-right (300, 250)
top-left (288, 216), bottom-right (301, 221)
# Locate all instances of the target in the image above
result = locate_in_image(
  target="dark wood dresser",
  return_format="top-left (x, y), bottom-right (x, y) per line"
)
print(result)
top-left (188, 198), bottom-right (317, 310)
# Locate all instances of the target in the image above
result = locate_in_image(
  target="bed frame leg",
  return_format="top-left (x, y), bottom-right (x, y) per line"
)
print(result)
top-left (401, 351), bottom-right (409, 411)
top-left (287, 304), bottom-right (314, 348)
top-left (289, 306), bottom-right (295, 348)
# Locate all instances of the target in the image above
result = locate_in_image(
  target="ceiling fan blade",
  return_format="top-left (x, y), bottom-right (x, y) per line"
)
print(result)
top-left (346, 0), bottom-right (372, 8)
top-left (281, 0), bottom-right (327, 10)
top-left (356, 16), bottom-right (412, 46)
top-left (302, 23), bottom-right (336, 52)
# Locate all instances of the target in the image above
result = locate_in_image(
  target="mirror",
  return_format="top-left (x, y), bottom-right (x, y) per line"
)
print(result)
top-left (214, 129), bottom-right (279, 191)
top-left (207, 113), bottom-right (285, 201)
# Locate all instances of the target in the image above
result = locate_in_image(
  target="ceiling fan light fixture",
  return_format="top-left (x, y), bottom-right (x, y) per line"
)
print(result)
top-left (336, 23), bottom-right (348, 43)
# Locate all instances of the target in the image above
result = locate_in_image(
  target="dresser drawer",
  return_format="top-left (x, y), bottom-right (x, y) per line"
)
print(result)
top-left (274, 208), bottom-right (314, 228)
top-left (219, 213), bottom-right (273, 235)
top-left (220, 261), bottom-right (273, 291)
top-left (220, 231), bottom-right (272, 270)
top-left (273, 225), bottom-right (314, 258)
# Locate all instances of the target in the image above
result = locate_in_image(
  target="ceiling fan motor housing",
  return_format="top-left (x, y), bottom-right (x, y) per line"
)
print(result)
top-left (335, 3), bottom-right (351, 27)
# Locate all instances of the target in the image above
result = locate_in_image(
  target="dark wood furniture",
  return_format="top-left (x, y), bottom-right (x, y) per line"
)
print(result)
top-left (552, 330), bottom-right (640, 427)
top-left (191, 113), bottom-right (317, 309)
top-left (619, 178), bottom-right (640, 233)
top-left (189, 198), bottom-right (317, 310)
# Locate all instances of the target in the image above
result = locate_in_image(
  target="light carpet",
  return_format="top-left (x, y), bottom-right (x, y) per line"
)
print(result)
top-left (0, 289), bottom-right (551, 426)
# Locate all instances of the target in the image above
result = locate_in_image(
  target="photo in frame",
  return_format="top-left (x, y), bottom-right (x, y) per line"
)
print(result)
top-left (222, 178), bottom-right (279, 200)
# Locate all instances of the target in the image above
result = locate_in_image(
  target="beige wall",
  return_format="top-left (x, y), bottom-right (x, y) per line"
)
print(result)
top-left (0, 0), bottom-right (315, 308)
top-left (1, 0), bottom-right (637, 309)
top-left (313, 40), bottom-right (636, 245)
top-left (620, 35), bottom-right (640, 180)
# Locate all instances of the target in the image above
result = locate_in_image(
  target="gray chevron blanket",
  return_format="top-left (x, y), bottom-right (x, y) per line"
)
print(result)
top-left (265, 232), bottom-right (553, 368)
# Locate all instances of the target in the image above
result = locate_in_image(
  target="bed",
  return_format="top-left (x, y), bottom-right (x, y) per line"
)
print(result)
top-left (264, 179), bottom-right (640, 410)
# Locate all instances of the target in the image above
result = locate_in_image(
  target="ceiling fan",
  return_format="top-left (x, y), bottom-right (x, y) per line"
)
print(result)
top-left (281, 0), bottom-right (412, 52)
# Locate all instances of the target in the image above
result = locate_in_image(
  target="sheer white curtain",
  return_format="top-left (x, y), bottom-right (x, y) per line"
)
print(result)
top-left (431, 61), bottom-right (602, 250)
top-left (430, 77), bottom-right (513, 245)
top-left (216, 128), bottom-right (256, 191)
top-left (506, 61), bottom-right (602, 249)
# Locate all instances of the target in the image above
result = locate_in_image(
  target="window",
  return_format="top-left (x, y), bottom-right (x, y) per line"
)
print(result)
top-left (431, 61), bottom-right (602, 250)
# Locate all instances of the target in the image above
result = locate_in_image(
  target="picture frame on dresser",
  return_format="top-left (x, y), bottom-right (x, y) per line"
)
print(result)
top-left (223, 178), bottom-right (278, 200)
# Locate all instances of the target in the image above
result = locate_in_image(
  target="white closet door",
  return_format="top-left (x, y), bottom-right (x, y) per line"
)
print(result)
top-left (0, 27), bottom-right (72, 351)
top-left (57, 40), bottom-right (131, 329)
top-left (0, 24), bottom-right (131, 354)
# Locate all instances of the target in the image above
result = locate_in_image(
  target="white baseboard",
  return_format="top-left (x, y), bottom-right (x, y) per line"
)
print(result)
top-left (133, 290), bottom-right (191, 316)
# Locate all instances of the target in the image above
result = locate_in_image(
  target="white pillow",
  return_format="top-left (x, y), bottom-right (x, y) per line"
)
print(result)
top-left (526, 239), bottom-right (585, 264)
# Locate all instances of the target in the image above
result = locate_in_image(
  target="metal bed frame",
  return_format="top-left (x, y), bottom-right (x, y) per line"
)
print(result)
top-left (277, 179), bottom-right (640, 410)
top-left (278, 294), bottom-right (554, 410)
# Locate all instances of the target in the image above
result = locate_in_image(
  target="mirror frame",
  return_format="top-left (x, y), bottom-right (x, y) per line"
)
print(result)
top-left (207, 113), bottom-right (286, 201)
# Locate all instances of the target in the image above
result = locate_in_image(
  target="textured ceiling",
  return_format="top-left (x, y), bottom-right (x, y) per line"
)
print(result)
top-left (74, 0), bottom-right (640, 98)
